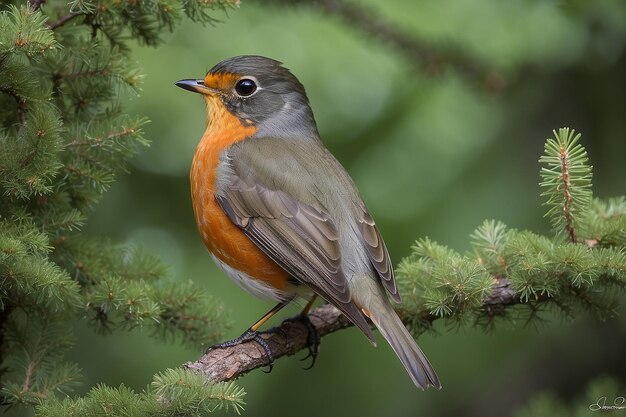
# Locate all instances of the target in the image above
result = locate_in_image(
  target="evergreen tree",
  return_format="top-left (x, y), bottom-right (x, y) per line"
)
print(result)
top-left (1, 1), bottom-right (244, 415)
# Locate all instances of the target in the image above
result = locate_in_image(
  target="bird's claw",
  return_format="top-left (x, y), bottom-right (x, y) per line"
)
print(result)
top-left (282, 314), bottom-right (321, 370)
top-left (206, 328), bottom-right (275, 372)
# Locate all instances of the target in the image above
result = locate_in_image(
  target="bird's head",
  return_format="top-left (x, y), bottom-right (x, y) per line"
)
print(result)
top-left (176, 55), bottom-right (318, 138)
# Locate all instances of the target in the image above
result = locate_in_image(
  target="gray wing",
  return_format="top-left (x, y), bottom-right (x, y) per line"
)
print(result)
top-left (216, 172), bottom-right (375, 343)
top-left (358, 209), bottom-right (400, 303)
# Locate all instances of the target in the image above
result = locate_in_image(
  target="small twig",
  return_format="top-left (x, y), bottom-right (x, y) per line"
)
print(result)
top-left (21, 360), bottom-right (35, 392)
top-left (0, 86), bottom-right (27, 131)
top-left (560, 148), bottom-right (577, 243)
top-left (47, 12), bottom-right (83, 30)
top-left (65, 127), bottom-right (137, 148)
top-left (185, 277), bottom-right (518, 382)
top-left (28, 0), bottom-right (45, 11)
top-left (256, 0), bottom-right (504, 91)
top-left (16, 102), bottom-right (26, 128)
top-left (0, 306), bottom-right (15, 384)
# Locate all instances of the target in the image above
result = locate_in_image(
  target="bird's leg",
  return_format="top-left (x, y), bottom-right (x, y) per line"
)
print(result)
top-left (208, 299), bottom-right (291, 373)
top-left (281, 295), bottom-right (321, 370)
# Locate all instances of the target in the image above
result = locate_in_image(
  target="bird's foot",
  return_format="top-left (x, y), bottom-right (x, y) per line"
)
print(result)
top-left (282, 314), bottom-right (321, 370)
top-left (207, 328), bottom-right (275, 373)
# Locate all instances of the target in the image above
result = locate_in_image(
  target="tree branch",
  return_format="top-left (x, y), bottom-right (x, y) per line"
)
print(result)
top-left (184, 277), bottom-right (517, 382)
top-left (47, 12), bottom-right (83, 30)
top-left (28, 0), bottom-right (45, 11)
top-left (0, 85), bottom-right (27, 131)
top-left (257, 0), bottom-right (505, 91)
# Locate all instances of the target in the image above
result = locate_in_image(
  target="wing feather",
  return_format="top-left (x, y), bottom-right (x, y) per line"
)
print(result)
top-left (358, 210), bottom-right (400, 303)
top-left (216, 173), bottom-right (375, 342)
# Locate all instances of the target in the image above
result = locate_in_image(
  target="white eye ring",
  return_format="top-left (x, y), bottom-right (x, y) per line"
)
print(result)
top-left (234, 76), bottom-right (261, 97)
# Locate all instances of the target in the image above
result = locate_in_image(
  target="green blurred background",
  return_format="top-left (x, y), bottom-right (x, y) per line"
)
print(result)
top-left (71, 0), bottom-right (625, 416)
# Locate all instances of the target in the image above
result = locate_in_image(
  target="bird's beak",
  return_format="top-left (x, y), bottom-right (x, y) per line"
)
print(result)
top-left (175, 79), bottom-right (220, 95)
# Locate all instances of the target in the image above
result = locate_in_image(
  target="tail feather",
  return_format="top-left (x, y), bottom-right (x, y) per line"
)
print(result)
top-left (365, 298), bottom-right (441, 389)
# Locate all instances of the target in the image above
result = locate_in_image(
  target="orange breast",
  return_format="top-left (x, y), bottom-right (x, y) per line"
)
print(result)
top-left (190, 95), bottom-right (290, 291)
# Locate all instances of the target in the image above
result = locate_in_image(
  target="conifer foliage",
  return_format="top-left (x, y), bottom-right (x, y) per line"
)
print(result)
top-left (0, 1), bottom-right (243, 415)
top-left (397, 128), bottom-right (625, 337)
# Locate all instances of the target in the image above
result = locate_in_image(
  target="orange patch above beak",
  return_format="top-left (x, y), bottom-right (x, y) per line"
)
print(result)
top-left (203, 73), bottom-right (240, 91)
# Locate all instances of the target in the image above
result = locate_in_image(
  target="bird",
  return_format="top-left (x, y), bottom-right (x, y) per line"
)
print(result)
top-left (175, 55), bottom-right (441, 389)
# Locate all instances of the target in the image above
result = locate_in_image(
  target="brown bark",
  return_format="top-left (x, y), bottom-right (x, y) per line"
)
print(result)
top-left (185, 277), bottom-right (517, 382)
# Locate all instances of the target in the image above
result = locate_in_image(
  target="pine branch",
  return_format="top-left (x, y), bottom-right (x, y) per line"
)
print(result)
top-left (35, 369), bottom-right (246, 416)
top-left (540, 128), bottom-right (593, 243)
top-left (0, 6), bottom-right (58, 56)
top-left (185, 277), bottom-right (518, 383)
top-left (185, 235), bottom-right (625, 383)
top-left (184, 303), bottom-right (354, 382)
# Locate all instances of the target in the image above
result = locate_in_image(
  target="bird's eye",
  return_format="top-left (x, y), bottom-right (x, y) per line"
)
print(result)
top-left (234, 79), bottom-right (257, 97)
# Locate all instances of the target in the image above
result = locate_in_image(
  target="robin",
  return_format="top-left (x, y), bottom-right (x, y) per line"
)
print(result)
top-left (175, 55), bottom-right (441, 389)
